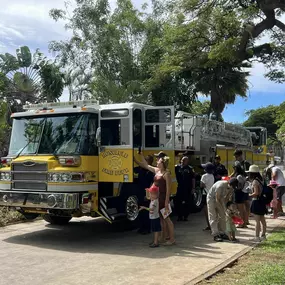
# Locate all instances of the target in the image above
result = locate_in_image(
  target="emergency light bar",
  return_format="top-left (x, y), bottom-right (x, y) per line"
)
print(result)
top-left (23, 100), bottom-right (99, 110)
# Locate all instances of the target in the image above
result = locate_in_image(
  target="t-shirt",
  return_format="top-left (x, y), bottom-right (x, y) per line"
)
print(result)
top-left (201, 173), bottom-right (215, 194)
top-left (207, 180), bottom-right (232, 201)
top-left (149, 199), bottom-right (159, 219)
top-left (272, 166), bottom-right (285, 186)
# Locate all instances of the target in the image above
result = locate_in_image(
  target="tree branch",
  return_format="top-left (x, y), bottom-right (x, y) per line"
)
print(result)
top-left (276, 19), bottom-right (285, 32)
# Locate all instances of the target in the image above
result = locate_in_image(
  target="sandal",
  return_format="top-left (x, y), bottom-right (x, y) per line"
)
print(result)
top-left (162, 240), bottom-right (176, 246)
top-left (149, 243), bottom-right (159, 248)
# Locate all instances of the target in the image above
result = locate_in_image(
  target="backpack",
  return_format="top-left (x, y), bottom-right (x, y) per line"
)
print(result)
top-left (256, 179), bottom-right (273, 205)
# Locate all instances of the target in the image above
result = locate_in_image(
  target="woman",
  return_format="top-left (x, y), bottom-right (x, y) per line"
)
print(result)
top-left (134, 153), bottom-right (175, 245)
top-left (248, 165), bottom-right (267, 242)
top-left (231, 161), bottom-right (248, 227)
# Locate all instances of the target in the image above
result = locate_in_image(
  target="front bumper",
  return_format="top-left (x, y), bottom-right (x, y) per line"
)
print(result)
top-left (0, 191), bottom-right (79, 209)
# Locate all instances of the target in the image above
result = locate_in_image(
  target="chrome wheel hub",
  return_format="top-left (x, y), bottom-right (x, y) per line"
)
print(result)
top-left (126, 196), bottom-right (139, 221)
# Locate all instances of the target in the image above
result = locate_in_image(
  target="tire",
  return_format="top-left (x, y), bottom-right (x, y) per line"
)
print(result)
top-left (125, 195), bottom-right (139, 221)
top-left (43, 215), bottom-right (72, 225)
top-left (190, 186), bottom-right (205, 213)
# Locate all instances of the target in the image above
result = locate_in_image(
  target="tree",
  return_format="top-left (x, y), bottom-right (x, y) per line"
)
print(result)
top-left (50, 0), bottom-right (146, 103)
top-left (243, 105), bottom-right (279, 139)
top-left (0, 46), bottom-right (64, 110)
top-left (275, 101), bottom-right (285, 145)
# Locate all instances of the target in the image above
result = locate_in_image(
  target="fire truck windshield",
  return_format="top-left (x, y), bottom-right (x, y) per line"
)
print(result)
top-left (9, 113), bottom-right (98, 156)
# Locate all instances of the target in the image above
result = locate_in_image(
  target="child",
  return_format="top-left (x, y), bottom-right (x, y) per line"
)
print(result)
top-left (226, 201), bottom-right (240, 243)
top-left (268, 180), bottom-right (279, 219)
top-left (200, 162), bottom-right (215, 231)
top-left (139, 184), bottom-right (161, 248)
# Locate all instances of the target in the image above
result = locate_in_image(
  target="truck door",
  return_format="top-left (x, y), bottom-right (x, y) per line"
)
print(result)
top-left (143, 106), bottom-right (175, 150)
top-left (98, 108), bottom-right (133, 183)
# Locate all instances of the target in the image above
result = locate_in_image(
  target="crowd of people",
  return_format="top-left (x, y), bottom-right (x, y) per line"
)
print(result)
top-left (134, 149), bottom-right (285, 247)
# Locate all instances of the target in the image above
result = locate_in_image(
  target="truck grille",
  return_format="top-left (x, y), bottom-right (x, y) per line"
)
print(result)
top-left (11, 161), bottom-right (48, 191)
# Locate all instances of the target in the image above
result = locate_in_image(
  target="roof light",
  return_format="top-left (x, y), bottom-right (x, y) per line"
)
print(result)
top-left (23, 100), bottom-right (99, 111)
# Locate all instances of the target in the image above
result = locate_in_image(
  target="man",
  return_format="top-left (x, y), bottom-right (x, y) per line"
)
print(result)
top-left (213, 155), bottom-right (228, 181)
top-left (234, 149), bottom-right (251, 173)
top-left (174, 156), bottom-right (195, 221)
top-left (134, 155), bottom-right (155, 234)
top-left (207, 178), bottom-right (237, 242)
top-left (268, 163), bottom-right (285, 215)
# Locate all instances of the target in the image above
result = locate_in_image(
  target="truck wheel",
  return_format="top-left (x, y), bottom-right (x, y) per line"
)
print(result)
top-left (190, 187), bottom-right (204, 213)
top-left (43, 215), bottom-right (72, 225)
top-left (125, 195), bottom-right (139, 221)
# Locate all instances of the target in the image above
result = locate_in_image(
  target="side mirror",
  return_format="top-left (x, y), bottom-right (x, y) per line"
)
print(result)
top-left (95, 127), bottom-right (101, 147)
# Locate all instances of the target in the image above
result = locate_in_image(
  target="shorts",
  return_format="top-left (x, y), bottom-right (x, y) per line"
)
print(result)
top-left (277, 186), bottom-right (285, 200)
top-left (251, 200), bottom-right (267, 216)
top-left (235, 191), bottom-right (245, 204)
top-left (150, 218), bottom-right (161, 233)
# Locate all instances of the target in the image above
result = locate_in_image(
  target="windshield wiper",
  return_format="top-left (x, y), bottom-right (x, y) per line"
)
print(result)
top-left (14, 118), bottom-right (47, 159)
top-left (14, 140), bottom-right (33, 159)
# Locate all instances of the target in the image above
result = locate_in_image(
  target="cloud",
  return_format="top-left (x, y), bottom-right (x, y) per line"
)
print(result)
top-left (0, 0), bottom-right (71, 54)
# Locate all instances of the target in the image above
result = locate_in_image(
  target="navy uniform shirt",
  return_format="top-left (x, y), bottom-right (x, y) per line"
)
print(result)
top-left (175, 164), bottom-right (195, 199)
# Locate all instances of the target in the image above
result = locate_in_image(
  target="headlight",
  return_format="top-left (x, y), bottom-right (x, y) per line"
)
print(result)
top-left (61, 173), bottom-right (72, 182)
top-left (52, 173), bottom-right (60, 182)
top-left (0, 172), bottom-right (11, 181)
top-left (48, 172), bottom-right (84, 183)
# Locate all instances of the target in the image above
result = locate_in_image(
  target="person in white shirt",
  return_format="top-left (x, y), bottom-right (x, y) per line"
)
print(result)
top-left (268, 164), bottom-right (285, 215)
top-left (200, 162), bottom-right (215, 231)
top-left (139, 184), bottom-right (162, 248)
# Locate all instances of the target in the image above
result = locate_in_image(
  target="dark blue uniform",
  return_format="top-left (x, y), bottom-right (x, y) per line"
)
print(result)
top-left (134, 167), bottom-right (155, 233)
top-left (174, 164), bottom-right (195, 220)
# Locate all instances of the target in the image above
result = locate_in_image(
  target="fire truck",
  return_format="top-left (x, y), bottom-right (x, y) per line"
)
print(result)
top-left (0, 101), bottom-right (268, 225)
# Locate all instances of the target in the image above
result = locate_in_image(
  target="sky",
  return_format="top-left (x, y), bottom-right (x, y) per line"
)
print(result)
top-left (0, 0), bottom-right (285, 123)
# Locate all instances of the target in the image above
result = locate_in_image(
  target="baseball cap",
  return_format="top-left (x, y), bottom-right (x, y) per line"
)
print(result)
top-left (154, 151), bottom-right (167, 158)
top-left (201, 162), bottom-right (215, 171)
top-left (229, 177), bottom-right (238, 186)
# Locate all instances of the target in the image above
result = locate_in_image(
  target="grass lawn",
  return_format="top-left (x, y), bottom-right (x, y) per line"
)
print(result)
top-left (199, 228), bottom-right (285, 285)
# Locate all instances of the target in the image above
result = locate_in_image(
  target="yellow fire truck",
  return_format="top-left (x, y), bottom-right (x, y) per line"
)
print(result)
top-left (0, 101), bottom-right (268, 224)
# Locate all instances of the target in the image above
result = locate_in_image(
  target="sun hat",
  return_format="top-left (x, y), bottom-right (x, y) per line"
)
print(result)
top-left (153, 151), bottom-right (167, 158)
top-left (246, 165), bottom-right (260, 173)
top-left (268, 180), bottom-right (279, 187)
top-left (146, 185), bottom-right (159, 193)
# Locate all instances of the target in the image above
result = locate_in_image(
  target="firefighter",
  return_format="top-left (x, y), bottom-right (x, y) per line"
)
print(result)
top-left (134, 155), bottom-right (155, 234)
top-left (213, 155), bottom-right (228, 182)
top-left (174, 156), bottom-right (195, 221)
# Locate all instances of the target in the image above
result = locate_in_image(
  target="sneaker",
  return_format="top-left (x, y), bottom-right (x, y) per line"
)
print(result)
top-left (232, 238), bottom-right (239, 243)
top-left (220, 233), bottom-right (230, 240)
top-left (261, 235), bottom-right (267, 241)
top-left (252, 237), bottom-right (261, 242)
top-left (149, 243), bottom-right (159, 248)
top-left (214, 235), bottom-right (223, 242)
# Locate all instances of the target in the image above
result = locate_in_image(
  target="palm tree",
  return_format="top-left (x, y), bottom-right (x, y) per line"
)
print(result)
top-left (195, 64), bottom-right (249, 117)
top-left (0, 46), bottom-right (64, 107)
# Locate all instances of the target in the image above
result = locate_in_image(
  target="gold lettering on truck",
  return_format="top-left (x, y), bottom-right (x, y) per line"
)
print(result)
top-left (101, 151), bottom-right (129, 176)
